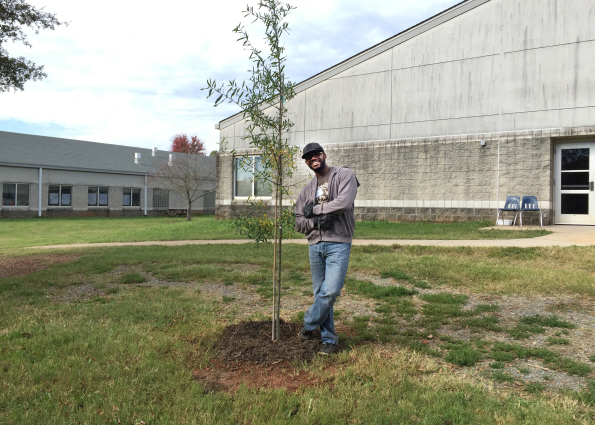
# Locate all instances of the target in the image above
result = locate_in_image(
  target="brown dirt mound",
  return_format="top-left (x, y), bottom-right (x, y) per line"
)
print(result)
top-left (0, 254), bottom-right (78, 278)
top-left (197, 320), bottom-right (340, 393)
top-left (214, 320), bottom-right (323, 366)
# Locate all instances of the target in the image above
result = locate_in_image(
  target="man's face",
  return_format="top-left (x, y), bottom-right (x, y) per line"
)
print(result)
top-left (304, 151), bottom-right (326, 172)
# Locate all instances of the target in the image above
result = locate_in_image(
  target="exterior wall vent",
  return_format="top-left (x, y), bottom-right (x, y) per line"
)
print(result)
top-left (152, 147), bottom-right (158, 156)
top-left (134, 152), bottom-right (141, 164)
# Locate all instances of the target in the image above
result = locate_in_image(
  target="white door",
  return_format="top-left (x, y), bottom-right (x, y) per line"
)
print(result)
top-left (554, 142), bottom-right (595, 225)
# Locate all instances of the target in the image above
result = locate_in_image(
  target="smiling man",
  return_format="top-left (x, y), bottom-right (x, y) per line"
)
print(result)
top-left (294, 143), bottom-right (359, 355)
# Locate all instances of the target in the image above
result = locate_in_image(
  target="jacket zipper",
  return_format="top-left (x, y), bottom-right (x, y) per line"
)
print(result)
top-left (317, 171), bottom-right (334, 243)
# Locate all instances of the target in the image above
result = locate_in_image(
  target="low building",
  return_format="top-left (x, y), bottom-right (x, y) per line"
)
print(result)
top-left (215, 0), bottom-right (595, 226)
top-left (0, 131), bottom-right (216, 218)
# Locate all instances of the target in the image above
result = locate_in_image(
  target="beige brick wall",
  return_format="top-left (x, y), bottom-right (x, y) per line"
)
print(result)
top-left (215, 126), bottom-right (595, 225)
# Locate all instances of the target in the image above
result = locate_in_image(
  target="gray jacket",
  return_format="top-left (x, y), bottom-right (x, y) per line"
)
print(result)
top-left (294, 166), bottom-right (359, 245)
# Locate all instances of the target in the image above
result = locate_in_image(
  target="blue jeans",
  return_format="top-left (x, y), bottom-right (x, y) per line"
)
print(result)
top-left (303, 242), bottom-right (352, 345)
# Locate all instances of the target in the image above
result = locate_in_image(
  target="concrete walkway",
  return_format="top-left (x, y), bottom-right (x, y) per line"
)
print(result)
top-left (33, 225), bottom-right (595, 249)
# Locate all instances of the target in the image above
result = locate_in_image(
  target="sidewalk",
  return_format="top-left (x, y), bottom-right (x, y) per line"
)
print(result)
top-left (33, 225), bottom-right (595, 249)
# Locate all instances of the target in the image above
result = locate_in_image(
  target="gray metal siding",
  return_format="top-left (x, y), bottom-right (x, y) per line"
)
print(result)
top-left (219, 0), bottom-right (595, 148)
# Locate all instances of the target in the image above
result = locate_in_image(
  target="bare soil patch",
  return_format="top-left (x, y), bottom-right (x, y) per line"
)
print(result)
top-left (195, 360), bottom-right (334, 394)
top-left (195, 320), bottom-right (344, 393)
top-left (52, 283), bottom-right (108, 303)
top-left (0, 254), bottom-right (78, 278)
top-left (354, 272), bottom-right (595, 392)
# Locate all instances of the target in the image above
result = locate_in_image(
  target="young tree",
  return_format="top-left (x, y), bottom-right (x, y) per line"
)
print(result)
top-left (205, 0), bottom-right (298, 340)
top-left (151, 154), bottom-right (214, 222)
top-left (0, 0), bottom-right (67, 92)
top-left (170, 134), bottom-right (207, 155)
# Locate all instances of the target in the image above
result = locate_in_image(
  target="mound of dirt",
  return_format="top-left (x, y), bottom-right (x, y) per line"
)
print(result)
top-left (214, 320), bottom-right (322, 366)
top-left (0, 254), bottom-right (78, 278)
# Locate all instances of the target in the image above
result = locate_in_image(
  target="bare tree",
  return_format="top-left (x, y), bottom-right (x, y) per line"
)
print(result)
top-left (151, 154), bottom-right (214, 221)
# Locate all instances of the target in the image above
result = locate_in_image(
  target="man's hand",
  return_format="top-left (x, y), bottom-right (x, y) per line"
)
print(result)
top-left (313, 214), bottom-right (334, 230)
top-left (302, 203), bottom-right (314, 219)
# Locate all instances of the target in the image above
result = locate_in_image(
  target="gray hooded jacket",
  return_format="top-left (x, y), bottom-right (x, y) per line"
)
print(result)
top-left (294, 166), bottom-right (359, 245)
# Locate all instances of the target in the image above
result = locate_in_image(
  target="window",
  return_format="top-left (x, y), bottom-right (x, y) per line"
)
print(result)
top-left (2, 183), bottom-right (29, 206)
top-left (235, 156), bottom-right (272, 197)
top-left (203, 190), bottom-right (216, 209)
top-left (48, 185), bottom-right (71, 206)
top-left (152, 188), bottom-right (169, 209)
top-left (123, 188), bottom-right (141, 206)
top-left (88, 187), bottom-right (109, 206)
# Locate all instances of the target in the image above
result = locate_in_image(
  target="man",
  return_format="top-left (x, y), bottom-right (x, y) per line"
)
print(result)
top-left (294, 142), bottom-right (359, 355)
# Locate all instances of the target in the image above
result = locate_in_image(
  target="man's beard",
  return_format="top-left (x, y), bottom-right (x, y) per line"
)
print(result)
top-left (308, 157), bottom-right (326, 172)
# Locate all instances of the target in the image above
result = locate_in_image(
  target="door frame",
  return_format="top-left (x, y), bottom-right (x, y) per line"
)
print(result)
top-left (553, 141), bottom-right (595, 225)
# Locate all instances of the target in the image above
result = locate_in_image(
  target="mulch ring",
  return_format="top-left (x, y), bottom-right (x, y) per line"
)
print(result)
top-left (195, 320), bottom-right (340, 393)
top-left (215, 320), bottom-right (323, 365)
top-left (0, 254), bottom-right (79, 278)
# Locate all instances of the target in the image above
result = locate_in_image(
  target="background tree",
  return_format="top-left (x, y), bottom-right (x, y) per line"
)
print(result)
top-left (151, 153), bottom-right (214, 222)
top-left (205, 0), bottom-right (298, 341)
top-left (0, 0), bottom-right (66, 92)
top-left (170, 134), bottom-right (206, 155)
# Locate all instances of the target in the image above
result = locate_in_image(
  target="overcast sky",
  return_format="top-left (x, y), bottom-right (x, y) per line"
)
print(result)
top-left (0, 0), bottom-right (461, 153)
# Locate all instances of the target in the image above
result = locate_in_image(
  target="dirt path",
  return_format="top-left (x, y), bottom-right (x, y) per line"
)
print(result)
top-left (28, 225), bottom-right (595, 249)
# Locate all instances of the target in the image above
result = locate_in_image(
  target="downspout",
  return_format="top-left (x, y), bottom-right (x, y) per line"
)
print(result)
top-left (38, 168), bottom-right (42, 217)
top-left (144, 174), bottom-right (148, 216)
top-left (496, 1), bottom-right (504, 222)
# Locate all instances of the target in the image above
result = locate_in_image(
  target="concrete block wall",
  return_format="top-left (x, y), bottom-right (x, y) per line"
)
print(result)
top-left (213, 126), bottom-right (595, 225)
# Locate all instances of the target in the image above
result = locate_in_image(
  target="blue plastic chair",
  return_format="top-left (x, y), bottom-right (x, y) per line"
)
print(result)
top-left (497, 196), bottom-right (520, 226)
top-left (520, 196), bottom-right (543, 228)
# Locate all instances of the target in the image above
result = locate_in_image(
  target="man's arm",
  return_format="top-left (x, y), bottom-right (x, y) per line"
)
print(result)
top-left (294, 190), bottom-right (314, 234)
top-left (312, 168), bottom-right (358, 216)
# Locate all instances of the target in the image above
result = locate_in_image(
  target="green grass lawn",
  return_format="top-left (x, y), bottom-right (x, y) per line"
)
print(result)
top-left (1, 243), bottom-right (595, 423)
top-left (0, 216), bottom-right (550, 250)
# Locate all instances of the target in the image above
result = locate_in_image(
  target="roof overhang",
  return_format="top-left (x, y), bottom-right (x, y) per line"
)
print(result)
top-left (0, 162), bottom-right (153, 176)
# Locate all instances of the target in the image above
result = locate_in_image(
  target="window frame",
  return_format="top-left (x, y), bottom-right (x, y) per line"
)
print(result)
top-left (123, 187), bottom-right (141, 207)
top-left (234, 155), bottom-right (272, 199)
top-left (88, 186), bottom-right (109, 207)
top-left (2, 183), bottom-right (30, 207)
top-left (48, 185), bottom-right (72, 207)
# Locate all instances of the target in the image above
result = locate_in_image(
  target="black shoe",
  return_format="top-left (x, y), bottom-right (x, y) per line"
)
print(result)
top-left (318, 343), bottom-right (339, 355)
top-left (298, 325), bottom-right (312, 340)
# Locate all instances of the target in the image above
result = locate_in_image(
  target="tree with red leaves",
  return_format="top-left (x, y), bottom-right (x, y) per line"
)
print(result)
top-left (170, 134), bottom-right (206, 155)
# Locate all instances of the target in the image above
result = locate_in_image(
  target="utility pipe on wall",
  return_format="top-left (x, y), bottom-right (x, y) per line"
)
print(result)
top-left (38, 168), bottom-right (42, 217)
top-left (144, 175), bottom-right (147, 216)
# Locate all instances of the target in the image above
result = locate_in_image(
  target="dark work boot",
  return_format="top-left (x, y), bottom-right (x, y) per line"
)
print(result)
top-left (298, 325), bottom-right (312, 340)
top-left (318, 343), bottom-right (339, 355)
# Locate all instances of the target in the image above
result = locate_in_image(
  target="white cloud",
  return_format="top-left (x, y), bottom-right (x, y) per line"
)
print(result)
top-left (0, 0), bottom-right (460, 153)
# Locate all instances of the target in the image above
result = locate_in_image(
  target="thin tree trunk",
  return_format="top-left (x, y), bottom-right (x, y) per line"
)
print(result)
top-left (272, 175), bottom-right (279, 340)
top-left (274, 73), bottom-right (285, 341)
top-left (187, 199), bottom-right (192, 221)
top-left (276, 163), bottom-right (282, 341)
